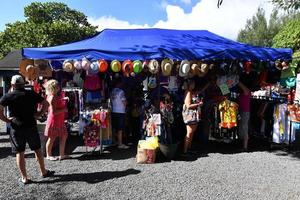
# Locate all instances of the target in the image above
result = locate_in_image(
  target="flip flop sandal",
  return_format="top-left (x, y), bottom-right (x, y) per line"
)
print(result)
top-left (19, 178), bottom-right (33, 185)
top-left (46, 156), bottom-right (58, 161)
top-left (42, 170), bottom-right (55, 178)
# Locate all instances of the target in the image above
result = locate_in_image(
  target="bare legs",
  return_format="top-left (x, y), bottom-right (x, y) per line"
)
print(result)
top-left (16, 152), bottom-right (28, 180)
top-left (183, 124), bottom-right (198, 153)
top-left (16, 148), bottom-right (48, 181)
top-left (46, 135), bottom-right (68, 158)
top-left (46, 136), bottom-right (56, 158)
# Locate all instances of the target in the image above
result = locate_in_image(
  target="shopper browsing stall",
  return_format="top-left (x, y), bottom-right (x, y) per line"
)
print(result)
top-left (111, 78), bottom-right (129, 149)
top-left (44, 79), bottom-right (69, 161)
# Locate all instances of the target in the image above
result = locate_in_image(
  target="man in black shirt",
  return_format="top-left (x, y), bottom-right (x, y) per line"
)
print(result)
top-left (0, 75), bottom-right (54, 184)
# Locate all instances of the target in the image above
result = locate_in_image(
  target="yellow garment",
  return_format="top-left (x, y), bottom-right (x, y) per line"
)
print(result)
top-left (218, 100), bottom-right (238, 129)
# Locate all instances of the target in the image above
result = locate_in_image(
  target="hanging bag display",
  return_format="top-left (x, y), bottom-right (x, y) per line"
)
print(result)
top-left (182, 104), bottom-right (200, 124)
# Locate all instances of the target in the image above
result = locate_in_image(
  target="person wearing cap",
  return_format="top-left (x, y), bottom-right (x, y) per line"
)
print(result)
top-left (0, 75), bottom-right (54, 184)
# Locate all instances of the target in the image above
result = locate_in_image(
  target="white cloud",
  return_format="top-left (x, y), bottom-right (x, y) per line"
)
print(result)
top-left (88, 0), bottom-right (275, 40)
top-left (153, 0), bottom-right (275, 40)
top-left (88, 16), bottom-right (149, 31)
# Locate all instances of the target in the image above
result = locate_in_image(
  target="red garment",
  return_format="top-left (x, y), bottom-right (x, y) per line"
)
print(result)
top-left (83, 74), bottom-right (102, 91)
top-left (238, 93), bottom-right (251, 112)
top-left (44, 94), bottom-right (67, 137)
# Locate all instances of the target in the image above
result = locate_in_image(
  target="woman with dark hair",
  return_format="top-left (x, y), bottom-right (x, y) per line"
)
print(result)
top-left (182, 79), bottom-right (203, 154)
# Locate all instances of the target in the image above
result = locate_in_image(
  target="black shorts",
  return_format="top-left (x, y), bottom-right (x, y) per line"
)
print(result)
top-left (111, 113), bottom-right (126, 131)
top-left (9, 126), bottom-right (41, 153)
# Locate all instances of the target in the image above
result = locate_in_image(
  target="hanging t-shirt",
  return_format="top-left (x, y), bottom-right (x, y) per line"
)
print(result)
top-left (111, 88), bottom-right (126, 113)
top-left (219, 100), bottom-right (239, 129)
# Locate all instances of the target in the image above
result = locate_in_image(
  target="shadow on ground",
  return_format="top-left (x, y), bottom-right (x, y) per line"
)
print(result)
top-left (37, 168), bottom-right (141, 184)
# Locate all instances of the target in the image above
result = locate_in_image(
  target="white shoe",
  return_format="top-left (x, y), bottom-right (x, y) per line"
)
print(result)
top-left (117, 144), bottom-right (130, 149)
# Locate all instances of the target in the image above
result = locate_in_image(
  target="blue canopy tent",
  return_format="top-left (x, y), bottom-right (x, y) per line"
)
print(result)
top-left (22, 28), bottom-right (292, 62)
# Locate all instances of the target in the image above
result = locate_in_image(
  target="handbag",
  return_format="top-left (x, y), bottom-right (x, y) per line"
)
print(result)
top-left (182, 104), bottom-right (199, 124)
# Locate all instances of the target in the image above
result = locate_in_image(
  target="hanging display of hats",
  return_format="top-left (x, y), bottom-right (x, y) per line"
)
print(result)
top-left (19, 59), bottom-right (34, 77)
top-left (149, 59), bottom-right (159, 74)
top-left (111, 60), bottom-right (121, 73)
top-left (74, 60), bottom-right (82, 70)
top-left (122, 60), bottom-right (133, 77)
top-left (179, 60), bottom-right (190, 77)
top-left (34, 59), bottom-right (52, 77)
top-left (161, 58), bottom-right (174, 76)
top-left (82, 58), bottom-right (91, 71)
top-left (98, 59), bottom-right (108, 73)
top-left (133, 60), bottom-right (143, 74)
top-left (89, 61), bottom-right (99, 74)
top-left (63, 60), bottom-right (74, 72)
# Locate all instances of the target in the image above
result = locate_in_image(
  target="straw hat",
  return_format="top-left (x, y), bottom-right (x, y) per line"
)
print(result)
top-left (34, 59), bottom-right (52, 77)
top-left (89, 61), bottom-right (99, 74)
top-left (161, 58), bottom-right (174, 76)
top-left (188, 61), bottom-right (200, 77)
top-left (82, 58), bottom-right (91, 71)
top-left (179, 60), bottom-right (190, 77)
top-left (19, 59), bottom-right (34, 77)
top-left (111, 60), bottom-right (121, 72)
top-left (197, 63), bottom-right (209, 77)
top-left (98, 59), bottom-right (108, 73)
top-left (149, 59), bottom-right (159, 74)
top-left (63, 60), bottom-right (74, 72)
top-left (122, 60), bottom-right (133, 77)
top-left (25, 65), bottom-right (39, 80)
top-left (133, 60), bottom-right (143, 74)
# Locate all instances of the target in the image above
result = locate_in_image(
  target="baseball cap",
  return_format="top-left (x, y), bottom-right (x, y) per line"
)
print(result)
top-left (11, 75), bottom-right (25, 85)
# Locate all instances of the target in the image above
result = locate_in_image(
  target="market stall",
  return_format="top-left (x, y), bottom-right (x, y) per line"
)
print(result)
top-left (20, 28), bottom-right (294, 161)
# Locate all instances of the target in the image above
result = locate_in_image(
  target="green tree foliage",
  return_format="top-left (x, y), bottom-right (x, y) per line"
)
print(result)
top-left (273, 13), bottom-right (300, 58)
top-left (272, 0), bottom-right (300, 11)
top-left (237, 8), bottom-right (282, 47)
top-left (0, 2), bottom-right (97, 59)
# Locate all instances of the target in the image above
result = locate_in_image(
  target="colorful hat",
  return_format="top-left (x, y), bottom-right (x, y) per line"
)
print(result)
top-left (98, 59), bottom-right (108, 73)
top-left (34, 59), bottom-right (52, 77)
top-left (161, 58), bottom-right (174, 76)
top-left (82, 58), bottom-right (91, 71)
top-left (149, 59), bottom-right (159, 74)
top-left (111, 60), bottom-right (121, 72)
top-left (74, 60), bottom-right (82, 70)
top-left (122, 60), bottom-right (133, 77)
top-left (63, 60), bottom-right (74, 72)
top-left (133, 60), bottom-right (143, 74)
top-left (179, 60), bottom-right (190, 77)
top-left (89, 61), bottom-right (99, 74)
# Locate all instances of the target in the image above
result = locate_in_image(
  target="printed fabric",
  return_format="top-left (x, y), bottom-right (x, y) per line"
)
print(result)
top-left (218, 100), bottom-right (238, 129)
top-left (111, 88), bottom-right (126, 113)
top-left (273, 104), bottom-right (289, 144)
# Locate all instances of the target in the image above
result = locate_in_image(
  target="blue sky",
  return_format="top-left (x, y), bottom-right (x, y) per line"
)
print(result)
top-left (0, 0), bottom-right (274, 40)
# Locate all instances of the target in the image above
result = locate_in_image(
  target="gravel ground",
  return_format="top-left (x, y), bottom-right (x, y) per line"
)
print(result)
top-left (1, 120), bottom-right (300, 200)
